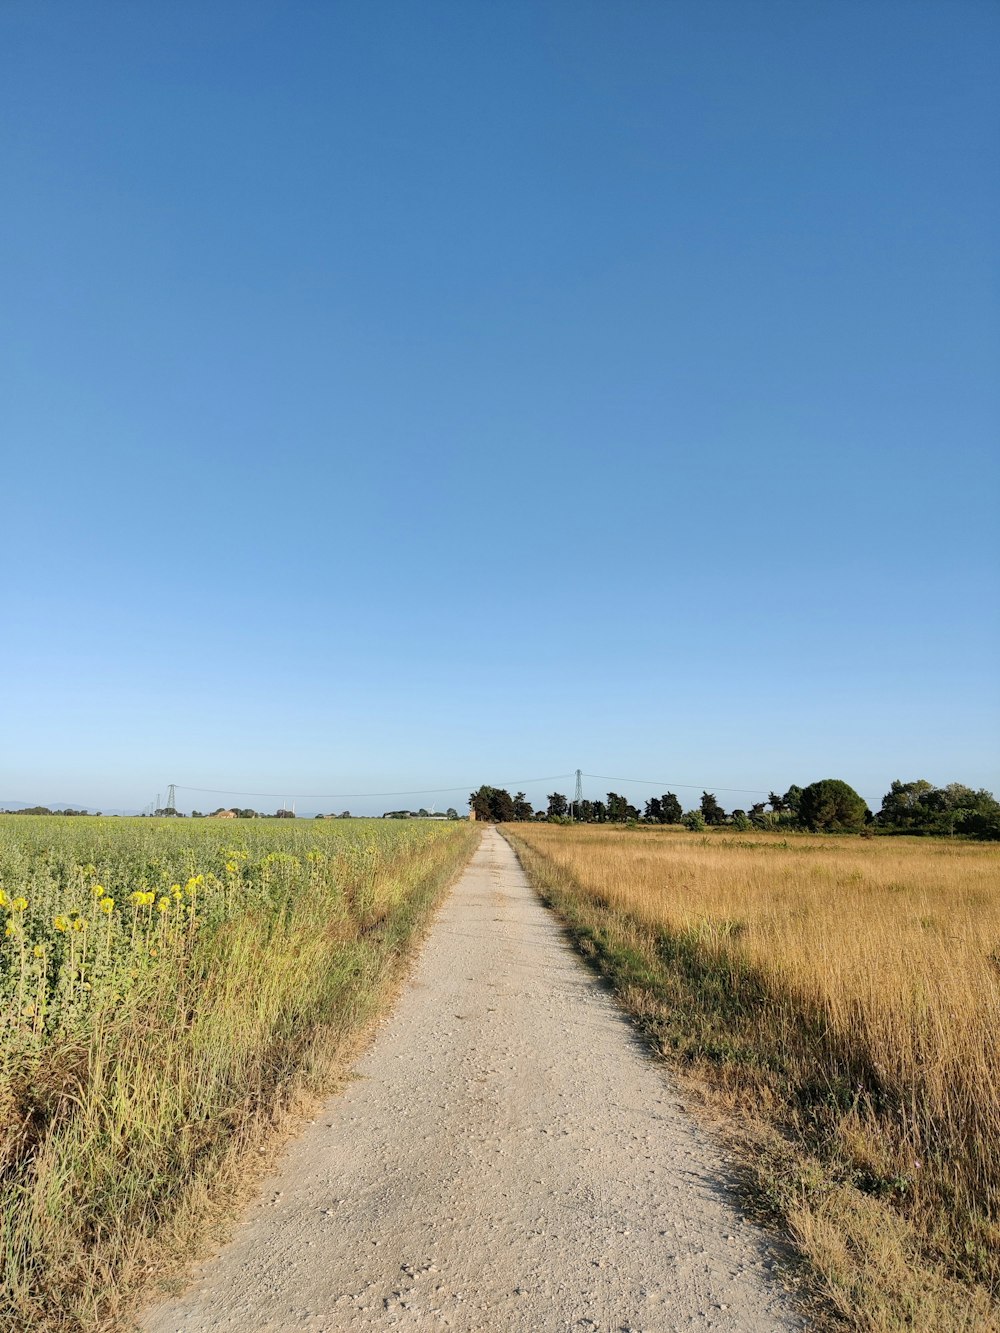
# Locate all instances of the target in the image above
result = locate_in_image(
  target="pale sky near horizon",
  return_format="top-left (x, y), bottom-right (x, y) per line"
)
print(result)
top-left (2, 1), bottom-right (998, 816)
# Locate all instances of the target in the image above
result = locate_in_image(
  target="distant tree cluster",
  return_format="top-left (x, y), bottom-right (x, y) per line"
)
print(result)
top-left (469, 786), bottom-right (648, 825)
top-left (469, 788), bottom-right (532, 822)
top-left (382, 808), bottom-right (461, 820)
top-left (2, 806), bottom-right (99, 817)
top-left (874, 780), bottom-right (1000, 839)
top-left (188, 808), bottom-right (305, 819)
top-left (644, 793), bottom-right (684, 824)
top-left (467, 777), bottom-right (1000, 839)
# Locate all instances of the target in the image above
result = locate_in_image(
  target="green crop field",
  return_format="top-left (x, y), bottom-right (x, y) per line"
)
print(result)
top-left (0, 813), bottom-right (476, 1332)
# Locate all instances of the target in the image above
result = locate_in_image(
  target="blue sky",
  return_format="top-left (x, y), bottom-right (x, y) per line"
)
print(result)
top-left (2, 1), bottom-right (998, 816)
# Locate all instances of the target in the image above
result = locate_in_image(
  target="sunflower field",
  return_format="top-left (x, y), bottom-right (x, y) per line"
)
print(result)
top-left (0, 813), bottom-right (476, 1332)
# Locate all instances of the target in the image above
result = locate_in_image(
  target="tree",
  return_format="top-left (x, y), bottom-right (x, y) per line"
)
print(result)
top-left (547, 792), bottom-right (568, 819)
top-left (512, 792), bottom-right (533, 821)
top-left (683, 809), bottom-right (707, 831)
top-left (607, 792), bottom-right (624, 822)
top-left (605, 793), bottom-right (639, 821)
top-left (877, 779), bottom-right (935, 830)
top-left (661, 793), bottom-right (683, 824)
top-left (957, 794), bottom-right (1000, 840)
top-left (470, 787), bottom-right (493, 821)
top-left (783, 785), bottom-right (803, 816)
top-left (469, 786), bottom-right (516, 822)
top-left (275, 808), bottom-right (295, 819)
top-left (645, 794), bottom-right (683, 824)
top-left (798, 779), bottom-right (868, 833)
top-left (700, 791), bottom-right (727, 826)
top-left (493, 789), bottom-right (516, 822)
top-left (446, 808), bottom-right (459, 820)
top-left (767, 791), bottom-right (785, 814)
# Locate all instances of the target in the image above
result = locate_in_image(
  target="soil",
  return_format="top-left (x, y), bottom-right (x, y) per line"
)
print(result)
top-left (141, 827), bottom-right (805, 1332)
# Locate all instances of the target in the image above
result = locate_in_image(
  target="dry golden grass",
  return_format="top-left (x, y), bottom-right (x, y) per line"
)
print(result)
top-left (506, 824), bottom-right (1000, 1331)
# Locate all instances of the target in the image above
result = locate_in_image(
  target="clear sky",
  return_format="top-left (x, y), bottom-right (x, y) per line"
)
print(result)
top-left (2, 1), bottom-right (998, 816)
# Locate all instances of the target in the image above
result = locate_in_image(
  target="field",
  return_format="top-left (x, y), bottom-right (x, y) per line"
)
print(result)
top-left (505, 823), bottom-right (1000, 1331)
top-left (0, 813), bottom-right (477, 1333)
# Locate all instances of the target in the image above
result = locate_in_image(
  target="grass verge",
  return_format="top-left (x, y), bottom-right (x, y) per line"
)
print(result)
top-left (503, 825), bottom-right (999, 1333)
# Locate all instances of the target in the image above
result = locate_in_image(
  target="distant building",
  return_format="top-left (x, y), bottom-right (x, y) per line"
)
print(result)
top-left (210, 809), bottom-right (237, 819)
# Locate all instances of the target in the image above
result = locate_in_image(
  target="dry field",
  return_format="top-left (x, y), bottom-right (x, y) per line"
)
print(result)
top-left (506, 824), bottom-right (1000, 1331)
top-left (0, 814), bottom-right (476, 1333)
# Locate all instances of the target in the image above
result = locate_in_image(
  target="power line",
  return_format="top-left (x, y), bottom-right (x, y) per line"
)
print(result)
top-left (583, 773), bottom-right (772, 797)
top-left (173, 775), bottom-right (575, 802)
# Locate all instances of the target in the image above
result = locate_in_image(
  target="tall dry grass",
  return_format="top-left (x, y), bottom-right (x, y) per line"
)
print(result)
top-left (0, 815), bottom-right (477, 1332)
top-left (507, 824), bottom-right (1000, 1330)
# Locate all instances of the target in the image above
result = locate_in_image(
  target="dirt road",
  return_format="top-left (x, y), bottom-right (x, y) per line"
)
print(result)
top-left (142, 827), bottom-right (803, 1332)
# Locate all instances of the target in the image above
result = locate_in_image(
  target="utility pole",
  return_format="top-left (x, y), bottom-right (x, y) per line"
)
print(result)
top-left (166, 784), bottom-right (176, 812)
top-left (573, 769), bottom-right (583, 820)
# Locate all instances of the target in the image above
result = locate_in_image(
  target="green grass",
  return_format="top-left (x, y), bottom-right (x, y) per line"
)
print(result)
top-left (0, 814), bottom-right (477, 1332)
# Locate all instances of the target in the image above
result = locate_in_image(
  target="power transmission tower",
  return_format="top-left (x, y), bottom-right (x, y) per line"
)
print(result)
top-left (166, 784), bottom-right (177, 812)
top-left (573, 769), bottom-right (583, 820)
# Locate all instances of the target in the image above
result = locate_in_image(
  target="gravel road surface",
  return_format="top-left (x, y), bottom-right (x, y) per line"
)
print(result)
top-left (142, 827), bottom-right (804, 1332)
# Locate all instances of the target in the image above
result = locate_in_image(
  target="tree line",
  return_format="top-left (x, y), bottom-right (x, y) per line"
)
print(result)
top-left (1, 806), bottom-right (100, 817)
top-left (185, 808), bottom-right (296, 819)
top-left (469, 777), bottom-right (1000, 839)
top-left (382, 808), bottom-right (462, 820)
